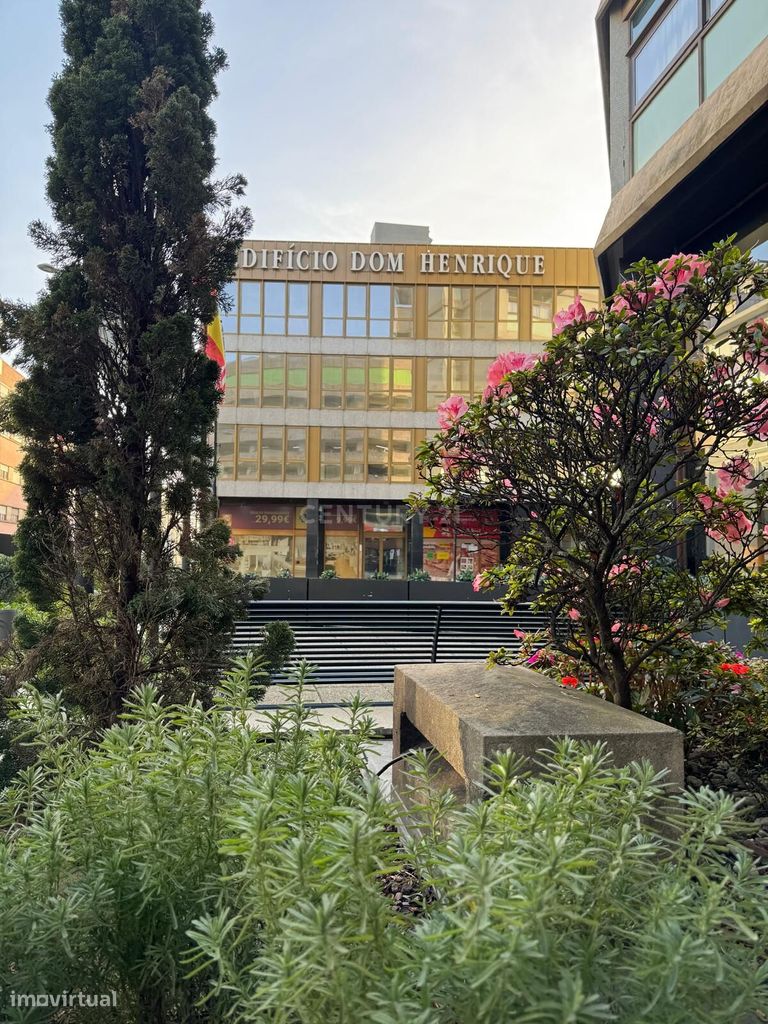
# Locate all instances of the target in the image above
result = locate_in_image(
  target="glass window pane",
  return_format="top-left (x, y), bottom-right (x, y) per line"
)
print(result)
top-left (347, 285), bottom-right (366, 318)
top-left (452, 286), bottom-right (472, 321)
top-left (427, 357), bottom-right (447, 394)
top-left (323, 283), bottom-right (343, 318)
top-left (393, 359), bottom-right (412, 392)
top-left (631, 0), bottom-right (665, 42)
top-left (217, 424), bottom-right (235, 479)
top-left (633, 50), bottom-right (698, 170)
top-left (264, 317), bottom-right (284, 335)
top-left (369, 285), bottom-right (391, 319)
top-left (321, 428), bottom-right (342, 463)
top-left (264, 282), bottom-right (286, 317)
top-left (451, 359), bottom-right (471, 393)
top-left (369, 319), bottom-right (389, 338)
top-left (323, 318), bottom-right (343, 336)
top-left (346, 359), bottom-right (365, 390)
top-left (707, 0), bottom-right (728, 16)
top-left (288, 282), bottom-right (308, 316)
top-left (261, 426), bottom-right (283, 480)
top-left (222, 353), bottom-right (237, 406)
top-left (473, 358), bottom-right (489, 399)
top-left (634, 0), bottom-right (699, 107)
top-left (532, 287), bottom-right (554, 340)
top-left (369, 357), bottom-right (389, 391)
top-left (394, 286), bottom-right (413, 313)
top-left (220, 281), bottom-right (237, 333)
top-left (346, 319), bottom-right (366, 338)
top-left (238, 352), bottom-right (259, 388)
top-left (240, 281), bottom-right (261, 315)
top-left (287, 354), bottom-right (308, 389)
top-left (263, 353), bottom-right (285, 390)
top-left (497, 286), bottom-right (519, 340)
top-left (393, 319), bottom-right (413, 339)
top-left (428, 287), bottom-right (448, 320)
top-left (474, 287), bottom-right (495, 322)
top-left (579, 288), bottom-right (601, 313)
top-left (704, 0), bottom-right (768, 97)
top-left (287, 317), bottom-right (308, 335)
top-left (556, 287), bottom-right (575, 314)
top-left (237, 426), bottom-right (260, 478)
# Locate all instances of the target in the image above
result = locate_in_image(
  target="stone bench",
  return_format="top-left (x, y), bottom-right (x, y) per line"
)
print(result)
top-left (392, 662), bottom-right (684, 801)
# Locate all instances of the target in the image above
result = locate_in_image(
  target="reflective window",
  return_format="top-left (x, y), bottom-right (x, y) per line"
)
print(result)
top-left (703, 0), bottom-right (768, 97)
top-left (216, 424), bottom-right (235, 480)
top-left (230, 353), bottom-right (308, 408)
top-left (320, 356), bottom-right (413, 410)
top-left (427, 356), bottom-right (494, 409)
top-left (497, 286), bottom-right (519, 340)
top-left (707, 0), bottom-right (728, 14)
top-left (633, 50), bottom-right (698, 170)
top-left (322, 283), bottom-right (414, 338)
top-left (451, 287), bottom-right (472, 339)
top-left (320, 429), bottom-right (414, 483)
top-left (556, 287), bottom-right (601, 317)
top-left (237, 426), bottom-right (260, 479)
top-left (474, 287), bottom-right (496, 339)
top-left (634, 0), bottom-right (699, 107)
top-left (285, 428), bottom-right (307, 480)
top-left (532, 287), bottom-right (554, 341)
top-left (631, 0), bottom-right (666, 42)
top-left (427, 286), bottom-right (449, 339)
top-left (220, 281), bottom-right (237, 334)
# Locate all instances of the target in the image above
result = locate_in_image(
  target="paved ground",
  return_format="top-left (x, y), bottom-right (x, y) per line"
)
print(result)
top-left (251, 684), bottom-right (395, 785)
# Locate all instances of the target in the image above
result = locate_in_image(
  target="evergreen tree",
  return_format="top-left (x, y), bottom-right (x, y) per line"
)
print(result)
top-left (0, 0), bottom-right (257, 723)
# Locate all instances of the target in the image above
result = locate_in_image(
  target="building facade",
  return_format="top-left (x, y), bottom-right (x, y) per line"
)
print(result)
top-left (595, 0), bottom-right (768, 293)
top-left (0, 357), bottom-right (26, 553)
top-left (215, 228), bottom-right (599, 579)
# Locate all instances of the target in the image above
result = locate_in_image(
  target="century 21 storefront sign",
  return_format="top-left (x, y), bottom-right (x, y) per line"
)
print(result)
top-left (239, 246), bottom-right (545, 280)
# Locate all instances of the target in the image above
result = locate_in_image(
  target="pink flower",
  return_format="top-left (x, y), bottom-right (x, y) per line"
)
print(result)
top-left (744, 320), bottom-right (768, 374)
top-left (699, 590), bottom-right (730, 609)
top-left (609, 284), bottom-right (656, 316)
top-left (513, 629), bottom-right (528, 640)
top-left (553, 295), bottom-right (596, 336)
top-left (526, 651), bottom-right (541, 665)
top-left (472, 573), bottom-right (487, 592)
top-left (484, 351), bottom-right (539, 397)
top-left (437, 394), bottom-right (469, 430)
top-left (748, 399), bottom-right (768, 441)
top-left (608, 562), bottom-right (642, 580)
top-left (653, 253), bottom-right (710, 298)
top-left (716, 457), bottom-right (754, 496)
top-left (567, 608), bottom-right (581, 621)
top-left (610, 295), bottom-right (636, 318)
top-left (611, 622), bottom-right (621, 634)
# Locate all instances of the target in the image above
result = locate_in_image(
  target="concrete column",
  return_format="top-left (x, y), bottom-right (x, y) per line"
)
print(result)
top-left (305, 498), bottom-right (323, 577)
top-left (408, 511), bottom-right (424, 572)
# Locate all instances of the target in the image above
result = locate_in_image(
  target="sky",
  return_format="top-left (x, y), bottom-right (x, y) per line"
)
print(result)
top-left (0, 0), bottom-right (610, 305)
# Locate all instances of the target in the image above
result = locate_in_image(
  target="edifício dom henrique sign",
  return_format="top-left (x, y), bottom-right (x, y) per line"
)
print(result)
top-left (239, 245), bottom-right (545, 279)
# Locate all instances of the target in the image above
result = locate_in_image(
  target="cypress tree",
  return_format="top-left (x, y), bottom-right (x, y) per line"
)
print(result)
top-left (0, 0), bottom-right (256, 723)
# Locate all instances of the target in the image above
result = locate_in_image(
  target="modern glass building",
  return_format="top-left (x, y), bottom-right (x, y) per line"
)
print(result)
top-left (595, 0), bottom-right (768, 292)
top-left (215, 226), bottom-right (599, 579)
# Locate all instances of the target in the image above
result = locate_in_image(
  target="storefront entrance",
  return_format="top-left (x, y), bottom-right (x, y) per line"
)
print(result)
top-left (363, 534), bottom-right (406, 578)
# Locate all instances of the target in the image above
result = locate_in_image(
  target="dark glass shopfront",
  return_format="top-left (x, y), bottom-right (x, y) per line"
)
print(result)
top-left (218, 500), bottom-right (501, 580)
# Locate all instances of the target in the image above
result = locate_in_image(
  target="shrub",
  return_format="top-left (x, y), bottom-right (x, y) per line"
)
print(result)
top-left (0, 679), bottom-right (766, 1022)
top-left (408, 569), bottom-right (431, 582)
top-left (319, 567), bottom-right (337, 579)
top-left (415, 243), bottom-right (768, 708)
top-left (456, 567), bottom-right (476, 582)
top-left (370, 570), bottom-right (390, 580)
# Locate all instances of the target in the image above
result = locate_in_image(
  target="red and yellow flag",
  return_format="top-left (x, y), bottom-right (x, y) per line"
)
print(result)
top-left (205, 311), bottom-right (225, 390)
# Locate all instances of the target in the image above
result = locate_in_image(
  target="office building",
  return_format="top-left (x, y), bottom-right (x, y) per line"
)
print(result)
top-left (216, 230), bottom-right (599, 579)
top-left (0, 357), bottom-right (26, 552)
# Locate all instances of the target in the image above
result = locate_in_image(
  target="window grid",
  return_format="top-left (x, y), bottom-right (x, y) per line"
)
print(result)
top-left (216, 426), bottom-right (308, 482)
top-left (220, 281), bottom-right (310, 336)
top-left (428, 285), bottom-right (521, 340)
top-left (320, 356), bottom-right (414, 411)
top-left (426, 357), bottom-right (497, 410)
top-left (222, 352), bottom-right (309, 409)
top-left (322, 284), bottom-right (414, 338)
top-left (320, 428), bottom-right (415, 484)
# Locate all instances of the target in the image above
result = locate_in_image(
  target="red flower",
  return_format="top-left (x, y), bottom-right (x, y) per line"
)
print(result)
top-left (561, 675), bottom-right (579, 688)
top-left (719, 662), bottom-right (750, 675)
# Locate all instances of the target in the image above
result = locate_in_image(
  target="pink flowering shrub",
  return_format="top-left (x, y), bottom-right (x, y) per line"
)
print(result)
top-left (414, 241), bottom-right (768, 708)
